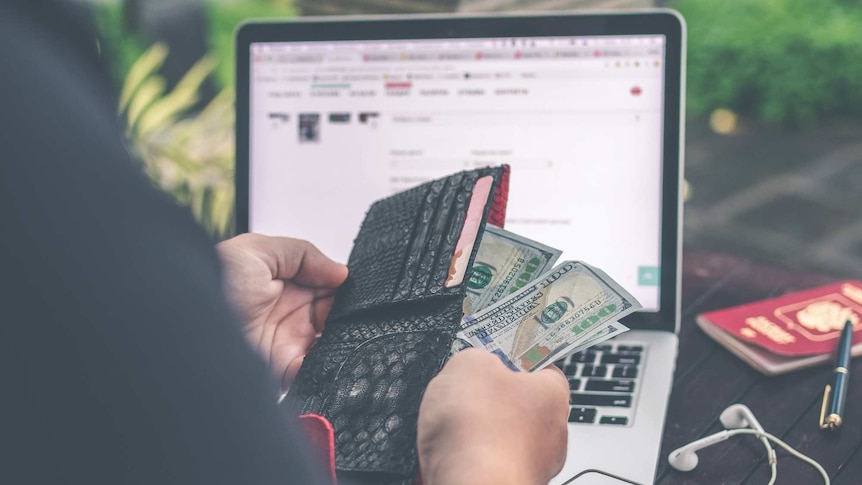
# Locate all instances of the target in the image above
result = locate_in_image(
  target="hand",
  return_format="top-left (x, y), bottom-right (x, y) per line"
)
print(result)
top-left (417, 349), bottom-right (570, 485)
top-left (217, 234), bottom-right (348, 390)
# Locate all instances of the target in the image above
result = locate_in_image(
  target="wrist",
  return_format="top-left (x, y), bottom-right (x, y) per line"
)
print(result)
top-left (421, 443), bottom-right (543, 485)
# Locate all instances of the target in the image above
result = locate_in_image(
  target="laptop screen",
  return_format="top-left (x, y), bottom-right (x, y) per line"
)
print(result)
top-left (247, 34), bottom-right (667, 311)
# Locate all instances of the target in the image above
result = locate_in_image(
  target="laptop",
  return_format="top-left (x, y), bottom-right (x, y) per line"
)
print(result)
top-left (235, 10), bottom-right (685, 484)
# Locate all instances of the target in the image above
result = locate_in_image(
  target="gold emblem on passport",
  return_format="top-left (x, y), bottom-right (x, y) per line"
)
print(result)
top-left (773, 284), bottom-right (862, 341)
top-left (797, 301), bottom-right (858, 333)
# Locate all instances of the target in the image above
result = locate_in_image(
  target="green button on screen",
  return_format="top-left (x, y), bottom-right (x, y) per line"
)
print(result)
top-left (638, 266), bottom-right (660, 286)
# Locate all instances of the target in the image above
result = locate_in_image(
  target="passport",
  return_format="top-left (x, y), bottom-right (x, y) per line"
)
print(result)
top-left (696, 280), bottom-right (862, 375)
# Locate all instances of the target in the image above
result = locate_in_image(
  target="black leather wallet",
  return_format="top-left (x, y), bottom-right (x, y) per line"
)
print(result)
top-left (287, 166), bottom-right (509, 485)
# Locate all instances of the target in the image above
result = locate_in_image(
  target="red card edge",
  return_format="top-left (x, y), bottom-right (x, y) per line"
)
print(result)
top-left (487, 164), bottom-right (510, 227)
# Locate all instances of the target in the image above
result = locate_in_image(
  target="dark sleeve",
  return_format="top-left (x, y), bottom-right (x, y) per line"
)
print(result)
top-left (0, 2), bottom-right (327, 484)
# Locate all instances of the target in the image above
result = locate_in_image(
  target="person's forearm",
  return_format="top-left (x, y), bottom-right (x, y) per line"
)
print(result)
top-left (421, 444), bottom-right (545, 485)
top-left (424, 466), bottom-right (540, 485)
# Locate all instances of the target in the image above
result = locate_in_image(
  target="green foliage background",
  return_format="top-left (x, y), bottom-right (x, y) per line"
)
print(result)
top-left (94, 3), bottom-right (145, 85)
top-left (95, 0), bottom-right (296, 91)
top-left (93, 1), bottom-right (297, 239)
top-left (673, 0), bottom-right (862, 124)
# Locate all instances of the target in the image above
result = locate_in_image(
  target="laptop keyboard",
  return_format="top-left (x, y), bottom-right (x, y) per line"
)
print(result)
top-left (555, 342), bottom-right (646, 427)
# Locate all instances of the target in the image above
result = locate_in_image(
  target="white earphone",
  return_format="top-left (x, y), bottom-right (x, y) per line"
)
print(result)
top-left (668, 404), bottom-right (829, 485)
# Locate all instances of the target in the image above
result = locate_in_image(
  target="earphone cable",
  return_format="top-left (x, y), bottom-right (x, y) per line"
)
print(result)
top-left (728, 429), bottom-right (829, 485)
top-left (559, 427), bottom-right (827, 485)
top-left (560, 468), bottom-right (646, 485)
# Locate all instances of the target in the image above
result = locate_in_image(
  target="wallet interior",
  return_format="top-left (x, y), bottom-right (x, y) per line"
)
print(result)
top-left (287, 166), bottom-right (509, 485)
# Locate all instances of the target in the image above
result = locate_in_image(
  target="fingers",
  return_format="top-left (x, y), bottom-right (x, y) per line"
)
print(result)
top-left (445, 350), bottom-right (570, 420)
top-left (239, 234), bottom-right (349, 288)
top-left (443, 347), bottom-right (492, 368)
top-left (534, 364), bottom-right (570, 402)
top-left (282, 354), bottom-right (305, 390)
top-left (420, 349), bottom-right (570, 485)
top-left (310, 289), bottom-right (337, 334)
top-left (533, 366), bottom-right (570, 473)
top-left (447, 347), bottom-right (508, 367)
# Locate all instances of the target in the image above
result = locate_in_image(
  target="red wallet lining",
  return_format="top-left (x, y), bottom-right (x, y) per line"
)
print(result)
top-left (486, 164), bottom-right (510, 228)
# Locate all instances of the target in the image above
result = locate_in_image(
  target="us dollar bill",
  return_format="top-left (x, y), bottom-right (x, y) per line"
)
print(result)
top-left (457, 261), bottom-right (642, 372)
top-left (463, 225), bottom-right (562, 315)
top-left (451, 322), bottom-right (628, 360)
top-left (556, 321), bottom-right (629, 358)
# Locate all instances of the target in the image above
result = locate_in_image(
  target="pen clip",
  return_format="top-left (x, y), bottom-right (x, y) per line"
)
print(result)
top-left (819, 384), bottom-right (833, 429)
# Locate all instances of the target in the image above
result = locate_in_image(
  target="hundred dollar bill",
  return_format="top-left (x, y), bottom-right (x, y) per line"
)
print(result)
top-left (463, 225), bottom-right (562, 315)
top-left (450, 322), bottom-right (628, 360)
top-left (457, 261), bottom-right (642, 372)
top-left (555, 322), bottom-right (629, 359)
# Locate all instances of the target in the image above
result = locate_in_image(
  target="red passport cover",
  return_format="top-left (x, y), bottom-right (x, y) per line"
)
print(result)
top-left (698, 280), bottom-right (862, 357)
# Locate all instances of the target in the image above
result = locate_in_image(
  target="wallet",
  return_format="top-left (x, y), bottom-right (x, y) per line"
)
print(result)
top-left (286, 165), bottom-right (510, 485)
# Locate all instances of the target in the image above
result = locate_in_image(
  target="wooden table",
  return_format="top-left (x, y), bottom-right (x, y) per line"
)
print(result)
top-left (656, 251), bottom-right (862, 484)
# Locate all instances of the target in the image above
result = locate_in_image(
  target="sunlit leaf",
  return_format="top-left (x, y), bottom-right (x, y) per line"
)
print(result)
top-left (135, 90), bottom-right (200, 137)
top-left (126, 76), bottom-right (166, 129)
top-left (119, 43), bottom-right (168, 114)
top-left (135, 55), bottom-right (217, 137)
top-left (171, 55), bottom-right (217, 102)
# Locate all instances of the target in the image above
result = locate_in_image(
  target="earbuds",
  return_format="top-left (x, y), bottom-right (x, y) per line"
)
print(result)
top-left (669, 404), bottom-right (770, 472)
top-left (667, 429), bottom-right (733, 471)
top-left (720, 404), bottom-right (777, 465)
top-left (719, 403), bottom-right (761, 428)
top-left (668, 404), bottom-right (829, 485)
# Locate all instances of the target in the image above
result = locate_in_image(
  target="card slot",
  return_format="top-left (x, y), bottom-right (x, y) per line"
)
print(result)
top-left (429, 173), bottom-right (481, 294)
top-left (394, 176), bottom-right (451, 301)
top-left (329, 183), bottom-right (431, 319)
top-left (332, 169), bottom-right (498, 319)
top-left (408, 172), bottom-right (467, 298)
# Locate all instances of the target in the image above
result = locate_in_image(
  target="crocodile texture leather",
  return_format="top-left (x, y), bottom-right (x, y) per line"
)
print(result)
top-left (287, 166), bottom-right (508, 485)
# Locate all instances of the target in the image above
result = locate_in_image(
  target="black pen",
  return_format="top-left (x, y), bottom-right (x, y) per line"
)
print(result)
top-left (820, 320), bottom-right (854, 430)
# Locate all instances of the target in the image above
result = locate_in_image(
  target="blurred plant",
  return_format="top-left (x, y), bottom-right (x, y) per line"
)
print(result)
top-left (93, 1), bottom-right (145, 85)
top-left (673, 0), bottom-right (862, 125)
top-left (120, 43), bottom-right (235, 239)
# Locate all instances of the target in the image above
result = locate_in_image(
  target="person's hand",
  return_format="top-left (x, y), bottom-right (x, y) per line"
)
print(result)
top-left (216, 234), bottom-right (348, 390)
top-left (417, 349), bottom-right (570, 485)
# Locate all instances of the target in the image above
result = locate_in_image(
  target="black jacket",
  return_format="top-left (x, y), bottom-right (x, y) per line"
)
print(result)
top-left (0, 1), bottom-right (325, 483)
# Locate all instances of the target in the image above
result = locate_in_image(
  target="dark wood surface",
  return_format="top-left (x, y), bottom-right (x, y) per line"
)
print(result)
top-left (657, 250), bottom-right (862, 484)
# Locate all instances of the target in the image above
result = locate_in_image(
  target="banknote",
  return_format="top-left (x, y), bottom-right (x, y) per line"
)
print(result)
top-left (450, 322), bottom-right (628, 360)
top-left (554, 321), bottom-right (629, 360)
top-left (463, 225), bottom-right (562, 315)
top-left (457, 261), bottom-right (642, 372)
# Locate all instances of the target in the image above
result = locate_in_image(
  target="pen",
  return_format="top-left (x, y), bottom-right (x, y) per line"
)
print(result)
top-left (820, 320), bottom-right (853, 430)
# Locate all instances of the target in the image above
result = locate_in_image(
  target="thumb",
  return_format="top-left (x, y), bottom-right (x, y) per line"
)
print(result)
top-left (533, 364), bottom-right (570, 404)
top-left (282, 354), bottom-right (306, 391)
top-left (249, 236), bottom-right (349, 288)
